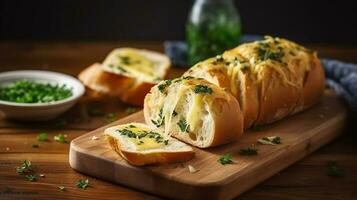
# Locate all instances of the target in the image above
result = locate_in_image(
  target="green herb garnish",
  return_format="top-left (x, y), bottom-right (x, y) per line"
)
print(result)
top-left (251, 126), bottom-right (263, 132)
top-left (16, 160), bottom-right (32, 175)
top-left (157, 80), bottom-right (172, 93)
top-left (151, 108), bottom-right (164, 127)
top-left (177, 119), bottom-right (190, 133)
top-left (37, 133), bottom-right (48, 142)
top-left (125, 107), bottom-right (139, 114)
top-left (258, 136), bottom-right (281, 145)
top-left (218, 154), bottom-right (233, 165)
top-left (25, 174), bottom-right (37, 182)
top-left (239, 145), bottom-right (258, 155)
top-left (76, 179), bottom-right (90, 189)
top-left (194, 85), bottom-right (213, 94)
top-left (58, 186), bottom-right (66, 192)
top-left (32, 144), bottom-right (39, 148)
top-left (54, 134), bottom-right (66, 143)
top-left (0, 80), bottom-right (72, 103)
top-left (326, 161), bottom-right (344, 177)
top-left (104, 113), bottom-right (117, 123)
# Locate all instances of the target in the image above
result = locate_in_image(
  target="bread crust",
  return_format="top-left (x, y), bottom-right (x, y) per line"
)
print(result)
top-left (78, 63), bottom-right (134, 97)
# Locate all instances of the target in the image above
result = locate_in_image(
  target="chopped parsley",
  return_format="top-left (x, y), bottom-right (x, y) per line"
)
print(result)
top-left (251, 126), bottom-right (263, 132)
top-left (76, 179), bottom-right (90, 189)
top-left (194, 85), bottom-right (213, 94)
top-left (326, 161), bottom-right (344, 177)
top-left (151, 108), bottom-right (164, 127)
top-left (255, 40), bottom-right (285, 63)
top-left (157, 80), bottom-right (172, 93)
top-left (54, 134), bottom-right (67, 143)
top-left (16, 160), bottom-right (32, 175)
top-left (37, 133), bottom-right (48, 142)
top-left (125, 106), bottom-right (139, 114)
top-left (258, 136), bottom-right (281, 145)
top-left (218, 154), bottom-right (233, 165)
top-left (0, 80), bottom-right (72, 103)
top-left (110, 64), bottom-right (128, 73)
top-left (177, 119), bottom-right (190, 133)
top-left (239, 145), bottom-right (258, 156)
top-left (117, 128), bottom-right (167, 144)
top-left (172, 110), bottom-right (178, 117)
top-left (32, 144), bottom-right (39, 148)
top-left (25, 174), bottom-right (37, 182)
top-left (104, 113), bottom-right (118, 123)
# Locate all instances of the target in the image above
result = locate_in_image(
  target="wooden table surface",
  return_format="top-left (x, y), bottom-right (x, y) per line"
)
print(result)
top-left (0, 41), bottom-right (356, 200)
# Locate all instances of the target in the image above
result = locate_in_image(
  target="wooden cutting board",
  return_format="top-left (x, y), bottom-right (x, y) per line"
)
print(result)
top-left (69, 91), bottom-right (347, 200)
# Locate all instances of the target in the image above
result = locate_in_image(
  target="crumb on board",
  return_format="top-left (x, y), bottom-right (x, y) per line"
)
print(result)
top-left (188, 165), bottom-right (199, 173)
top-left (91, 136), bottom-right (99, 140)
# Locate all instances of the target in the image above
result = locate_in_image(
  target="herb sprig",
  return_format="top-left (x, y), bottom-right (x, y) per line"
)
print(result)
top-left (218, 154), bottom-right (233, 165)
top-left (239, 145), bottom-right (258, 156)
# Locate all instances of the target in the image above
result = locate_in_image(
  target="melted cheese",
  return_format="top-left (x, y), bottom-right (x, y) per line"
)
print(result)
top-left (187, 94), bottom-right (203, 132)
top-left (124, 126), bottom-right (165, 150)
top-left (104, 48), bottom-right (161, 82)
top-left (128, 137), bottom-right (164, 150)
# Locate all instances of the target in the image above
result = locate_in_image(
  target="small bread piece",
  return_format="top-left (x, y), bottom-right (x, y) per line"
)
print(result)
top-left (101, 48), bottom-right (171, 105)
top-left (105, 123), bottom-right (194, 166)
top-left (78, 63), bottom-right (134, 97)
top-left (144, 77), bottom-right (244, 148)
top-left (78, 48), bottom-right (171, 106)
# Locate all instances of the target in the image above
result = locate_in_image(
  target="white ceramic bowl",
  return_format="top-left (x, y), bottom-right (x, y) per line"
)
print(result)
top-left (0, 70), bottom-right (85, 121)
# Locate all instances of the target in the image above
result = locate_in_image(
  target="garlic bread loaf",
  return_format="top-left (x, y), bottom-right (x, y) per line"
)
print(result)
top-left (105, 123), bottom-right (194, 166)
top-left (184, 36), bottom-right (325, 128)
top-left (144, 77), bottom-right (244, 148)
top-left (79, 48), bottom-right (171, 106)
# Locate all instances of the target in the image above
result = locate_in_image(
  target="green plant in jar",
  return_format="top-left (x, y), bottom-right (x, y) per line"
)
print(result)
top-left (186, 0), bottom-right (241, 65)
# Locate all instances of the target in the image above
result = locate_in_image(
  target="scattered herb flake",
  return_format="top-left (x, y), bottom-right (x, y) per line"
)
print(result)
top-left (251, 126), bottom-right (263, 132)
top-left (88, 107), bottom-right (105, 117)
top-left (218, 154), bottom-right (233, 165)
top-left (25, 174), bottom-right (37, 182)
top-left (125, 107), bottom-right (139, 114)
top-left (326, 161), bottom-right (344, 177)
top-left (16, 160), bottom-right (32, 175)
top-left (76, 179), bottom-right (90, 189)
top-left (157, 80), bottom-right (172, 93)
top-left (194, 85), bottom-right (213, 94)
top-left (37, 133), bottom-right (48, 142)
top-left (239, 145), bottom-right (258, 156)
top-left (177, 119), bottom-right (190, 133)
top-left (54, 134), bottom-right (67, 143)
top-left (32, 144), bottom-right (39, 148)
top-left (104, 113), bottom-right (118, 123)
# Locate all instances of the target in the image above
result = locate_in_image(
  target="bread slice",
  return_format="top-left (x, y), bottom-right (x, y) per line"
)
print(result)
top-left (105, 123), bottom-right (194, 166)
top-left (144, 77), bottom-right (244, 148)
top-left (78, 63), bottom-right (134, 98)
top-left (78, 48), bottom-right (171, 106)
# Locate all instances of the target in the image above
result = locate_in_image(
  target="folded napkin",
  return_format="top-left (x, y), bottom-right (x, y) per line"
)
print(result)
top-left (164, 39), bottom-right (357, 111)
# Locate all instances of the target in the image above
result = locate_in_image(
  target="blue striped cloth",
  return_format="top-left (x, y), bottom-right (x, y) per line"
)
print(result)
top-left (164, 40), bottom-right (357, 111)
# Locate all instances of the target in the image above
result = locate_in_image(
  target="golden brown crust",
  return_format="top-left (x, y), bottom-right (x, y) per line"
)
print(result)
top-left (106, 135), bottom-right (194, 166)
top-left (208, 95), bottom-right (243, 147)
top-left (120, 81), bottom-right (156, 106)
top-left (78, 63), bottom-right (134, 97)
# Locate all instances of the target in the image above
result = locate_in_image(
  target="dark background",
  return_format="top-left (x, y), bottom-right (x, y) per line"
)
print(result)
top-left (1, 0), bottom-right (357, 44)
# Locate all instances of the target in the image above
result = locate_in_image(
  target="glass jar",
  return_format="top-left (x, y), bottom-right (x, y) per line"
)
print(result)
top-left (186, 0), bottom-right (242, 65)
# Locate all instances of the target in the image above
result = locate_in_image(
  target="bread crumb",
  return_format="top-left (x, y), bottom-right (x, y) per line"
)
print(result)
top-left (5, 147), bottom-right (10, 151)
top-left (91, 136), bottom-right (99, 140)
top-left (188, 165), bottom-right (199, 173)
top-left (40, 174), bottom-right (45, 177)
